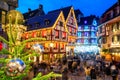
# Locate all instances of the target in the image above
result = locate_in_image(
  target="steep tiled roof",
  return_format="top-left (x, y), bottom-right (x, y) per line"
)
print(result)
top-left (26, 11), bottom-right (61, 31)
top-left (79, 15), bottom-right (99, 25)
top-left (48, 6), bottom-right (72, 20)
top-left (101, 2), bottom-right (118, 17)
top-left (23, 8), bottom-right (45, 20)
top-left (74, 9), bottom-right (84, 18)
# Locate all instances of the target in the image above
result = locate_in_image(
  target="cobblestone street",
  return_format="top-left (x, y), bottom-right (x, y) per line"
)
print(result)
top-left (67, 72), bottom-right (120, 80)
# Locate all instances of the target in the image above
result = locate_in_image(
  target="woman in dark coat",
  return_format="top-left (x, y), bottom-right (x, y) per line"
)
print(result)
top-left (90, 67), bottom-right (97, 80)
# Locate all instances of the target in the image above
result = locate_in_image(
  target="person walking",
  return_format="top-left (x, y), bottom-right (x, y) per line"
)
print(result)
top-left (111, 64), bottom-right (119, 80)
top-left (84, 66), bottom-right (91, 80)
top-left (90, 66), bottom-right (97, 80)
top-left (104, 63), bottom-right (111, 80)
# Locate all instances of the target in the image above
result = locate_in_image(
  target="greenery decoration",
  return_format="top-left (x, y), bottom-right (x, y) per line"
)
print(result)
top-left (0, 10), bottom-right (46, 80)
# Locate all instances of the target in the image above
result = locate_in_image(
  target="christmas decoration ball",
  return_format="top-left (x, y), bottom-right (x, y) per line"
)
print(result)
top-left (0, 42), bottom-right (3, 50)
top-left (6, 58), bottom-right (26, 76)
top-left (6, 10), bottom-right (24, 24)
top-left (32, 44), bottom-right (44, 53)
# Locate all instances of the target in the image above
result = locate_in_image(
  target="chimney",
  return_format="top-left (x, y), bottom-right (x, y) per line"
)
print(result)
top-left (39, 4), bottom-right (43, 10)
top-left (28, 8), bottom-right (31, 13)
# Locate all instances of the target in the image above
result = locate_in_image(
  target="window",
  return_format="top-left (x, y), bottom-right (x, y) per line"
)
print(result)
top-left (42, 30), bottom-right (47, 37)
top-left (35, 22), bottom-right (40, 28)
top-left (77, 39), bottom-right (81, 43)
top-left (102, 37), bottom-right (107, 44)
top-left (69, 27), bottom-right (72, 32)
top-left (84, 26), bottom-right (89, 30)
top-left (99, 27), bottom-right (102, 33)
top-left (62, 32), bottom-right (66, 39)
top-left (91, 32), bottom-right (95, 37)
top-left (78, 26), bottom-right (82, 31)
top-left (112, 35), bottom-right (118, 43)
top-left (92, 19), bottom-right (97, 26)
top-left (110, 11), bottom-right (113, 18)
top-left (112, 23), bottom-right (117, 32)
top-left (77, 32), bottom-right (81, 37)
top-left (91, 26), bottom-right (95, 31)
top-left (28, 24), bottom-right (33, 29)
top-left (44, 19), bottom-right (50, 25)
top-left (117, 6), bottom-right (119, 15)
top-left (55, 30), bottom-right (59, 38)
top-left (84, 39), bottom-right (89, 44)
top-left (84, 26), bottom-right (89, 31)
top-left (84, 32), bottom-right (89, 37)
top-left (91, 39), bottom-right (94, 43)
top-left (59, 21), bottom-right (63, 26)
top-left (116, 22), bottom-right (119, 30)
top-left (81, 39), bottom-right (84, 43)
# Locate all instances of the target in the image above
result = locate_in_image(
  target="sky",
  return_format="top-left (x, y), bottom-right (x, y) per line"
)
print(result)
top-left (16, 0), bottom-right (118, 17)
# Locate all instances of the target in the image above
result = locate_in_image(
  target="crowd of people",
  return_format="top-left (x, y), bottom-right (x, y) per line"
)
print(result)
top-left (24, 54), bottom-right (120, 80)
top-left (61, 54), bottom-right (120, 80)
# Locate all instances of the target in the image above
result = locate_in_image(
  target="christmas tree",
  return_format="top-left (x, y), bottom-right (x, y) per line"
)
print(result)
top-left (0, 10), bottom-right (61, 80)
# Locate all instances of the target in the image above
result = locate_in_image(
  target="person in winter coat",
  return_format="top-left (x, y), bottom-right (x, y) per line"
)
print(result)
top-left (84, 66), bottom-right (91, 80)
top-left (111, 64), bottom-right (119, 80)
top-left (90, 66), bottom-right (97, 80)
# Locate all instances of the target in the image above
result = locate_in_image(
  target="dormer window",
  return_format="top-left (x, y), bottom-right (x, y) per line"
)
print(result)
top-left (35, 22), bottom-right (40, 28)
top-left (44, 19), bottom-right (50, 26)
top-left (92, 19), bottom-right (97, 26)
top-left (28, 24), bottom-right (33, 29)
